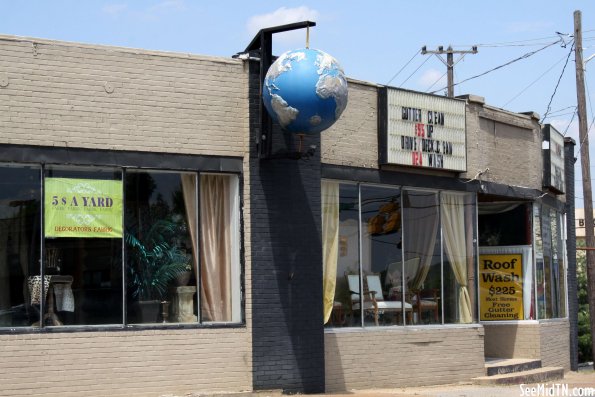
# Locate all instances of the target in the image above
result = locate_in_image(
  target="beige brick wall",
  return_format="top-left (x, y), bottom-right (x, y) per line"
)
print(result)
top-left (321, 80), bottom-right (379, 169)
top-left (483, 320), bottom-right (570, 370)
top-left (484, 322), bottom-right (541, 359)
top-left (0, 35), bottom-right (247, 157)
top-left (463, 99), bottom-right (543, 190)
top-left (540, 319), bottom-right (570, 370)
top-left (325, 325), bottom-right (485, 391)
top-left (0, 329), bottom-right (252, 397)
top-left (0, 36), bottom-right (253, 397)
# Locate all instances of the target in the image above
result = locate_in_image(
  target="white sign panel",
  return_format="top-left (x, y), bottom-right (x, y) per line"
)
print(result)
top-left (543, 124), bottom-right (565, 194)
top-left (385, 88), bottom-right (467, 172)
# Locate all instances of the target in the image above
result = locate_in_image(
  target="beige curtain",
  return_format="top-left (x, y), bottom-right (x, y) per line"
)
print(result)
top-left (322, 181), bottom-right (339, 324)
top-left (200, 174), bottom-right (232, 322)
top-left (441, 192), bottom-right (473, 323)
top-left (181, 174), bottom-right (199, 278)
top-left (403, 191), bottom-right (440, 290)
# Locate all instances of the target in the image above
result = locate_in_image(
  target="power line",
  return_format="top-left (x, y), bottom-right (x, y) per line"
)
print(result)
top-left (503, 54), bottom-right (568, 108)
top-left (398, 55), bottom-right (431, 88)
top-left (453, 34), bottom-right (563, 48)
top-left (386, 49), bottom-right (420, 86)
top-left (563, 108), bottom-right (577, 136)
top-left (429, 39), bottom-right (562, 95)
top-left (425, 70), bottom-right (448, 92)
top-left (540, 41), bottom-right (575, 123)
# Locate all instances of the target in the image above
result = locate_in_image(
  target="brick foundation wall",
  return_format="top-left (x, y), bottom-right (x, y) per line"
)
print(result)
top-left (324, 326), bottom-right (485, 391)
top-left (0, 329), bottom-right (251, 397)
top-left (540, 320), bottom-right (571, 370)
top-left (483, 320), bottom-right (570, 370)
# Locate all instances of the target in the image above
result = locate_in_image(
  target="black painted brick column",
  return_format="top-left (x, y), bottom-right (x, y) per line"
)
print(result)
top-left (248, 60), bottom-right (325, 393)
top-left (565, 137), bottom-right (578, 371)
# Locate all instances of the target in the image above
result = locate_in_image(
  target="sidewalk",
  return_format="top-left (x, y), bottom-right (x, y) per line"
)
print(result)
top-left (165, 370), bottom-right (595, 397)
top-left (324, 370), bottom-right (595, 397)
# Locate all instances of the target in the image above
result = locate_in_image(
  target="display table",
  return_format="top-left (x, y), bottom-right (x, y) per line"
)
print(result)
top-left (169, 286), bottom-right (197, 323)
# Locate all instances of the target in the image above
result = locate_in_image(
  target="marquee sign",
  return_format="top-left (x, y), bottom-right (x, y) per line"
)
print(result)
top-left (380, 88), bottom-right (467, 172)
top-left (44, 178), bottom-right (123, 238)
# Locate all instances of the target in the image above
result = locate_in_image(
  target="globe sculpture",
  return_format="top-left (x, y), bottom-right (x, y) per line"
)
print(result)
top-left (262, 48), bottom-right (348, 134)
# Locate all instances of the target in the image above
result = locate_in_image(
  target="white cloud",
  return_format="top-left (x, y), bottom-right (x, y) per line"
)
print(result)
top-left (246, 6), bottom-right (320, 47)
top-left (418, 68), bottom-right (447, 92)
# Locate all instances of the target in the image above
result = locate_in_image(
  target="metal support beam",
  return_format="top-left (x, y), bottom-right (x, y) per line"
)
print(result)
top-left (237, 21), bottom-right (316, 159)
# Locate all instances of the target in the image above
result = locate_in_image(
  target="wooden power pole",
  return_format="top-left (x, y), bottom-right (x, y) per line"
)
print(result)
top-left (421, 45), bottom-right (478, 97)
top-left (574, 9), bottom-right (595, 369)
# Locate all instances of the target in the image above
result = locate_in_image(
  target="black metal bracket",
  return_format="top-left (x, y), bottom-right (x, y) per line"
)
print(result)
top-left (234, 21), bottom-right (316, 159)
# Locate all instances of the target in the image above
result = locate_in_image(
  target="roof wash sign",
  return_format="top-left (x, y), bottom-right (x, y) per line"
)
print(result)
top-left (44, 178), bottom-right (123, 238)
top-left (479, 253), bottom-right (524, 321)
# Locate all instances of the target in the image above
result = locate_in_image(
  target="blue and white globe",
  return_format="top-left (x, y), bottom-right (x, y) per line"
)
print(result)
top-left (262, 48), bottom-right (348, 134)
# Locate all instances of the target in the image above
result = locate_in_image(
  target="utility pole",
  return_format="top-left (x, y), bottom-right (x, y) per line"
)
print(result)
top-left (421, 45), bottom-right (478, 97)
top-left (574, 9), bottom-right (595, 369)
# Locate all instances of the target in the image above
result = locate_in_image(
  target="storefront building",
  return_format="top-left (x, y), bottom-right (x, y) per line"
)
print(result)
top-left (0, 34), bottom-right (573, 396)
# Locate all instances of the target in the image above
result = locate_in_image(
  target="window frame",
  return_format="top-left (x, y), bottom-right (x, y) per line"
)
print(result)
top-left (324, 179), bottom-right (479, 328)
top-left (0, 148), bottom-right (244, 333)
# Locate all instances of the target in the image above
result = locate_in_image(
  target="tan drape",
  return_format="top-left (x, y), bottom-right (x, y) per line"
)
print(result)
top-left (200, 175), bottom-right (232, 322)
top-left (322, 181), bottom-right (339, 324)
top-left (441, 192), bottom-right (473, 323)
top-left (181, 174), bottom-right (198, 278)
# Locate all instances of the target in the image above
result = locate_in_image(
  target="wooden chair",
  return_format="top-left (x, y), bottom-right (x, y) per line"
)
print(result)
top-left (366, 274), bottom-right (413, 325)
top-left (346, 274), bottom-right (378, 325)
top-left (412, 288), bottom-right (440, 323)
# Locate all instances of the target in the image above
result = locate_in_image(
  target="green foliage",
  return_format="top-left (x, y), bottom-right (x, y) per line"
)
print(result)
top-left (126, 219), bottom-right (190, 301)
top-left (577, 241), bottom-right (593, 363)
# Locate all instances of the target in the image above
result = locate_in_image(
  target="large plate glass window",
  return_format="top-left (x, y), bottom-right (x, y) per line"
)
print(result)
top-left (43, 166), bottom-right (123, 326)
top-left (0, 165), bottom-right (41, 328)
top-left (125, 170), bottom-right (198, 325)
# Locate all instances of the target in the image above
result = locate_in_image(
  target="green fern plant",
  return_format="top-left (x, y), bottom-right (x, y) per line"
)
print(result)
top-left (126, 219), bottom-right (189, 301)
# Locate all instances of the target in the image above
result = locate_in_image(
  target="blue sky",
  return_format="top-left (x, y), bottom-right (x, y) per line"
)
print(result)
top-left (3, 0), bottom-right (595, 206)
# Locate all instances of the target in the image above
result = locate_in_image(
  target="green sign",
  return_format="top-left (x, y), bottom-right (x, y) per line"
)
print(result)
top-left (45, 178), bottom-right (123, 238)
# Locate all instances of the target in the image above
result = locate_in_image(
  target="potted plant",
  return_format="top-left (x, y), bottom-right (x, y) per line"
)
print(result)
top-left (126, 219), bottom-right (189, 322)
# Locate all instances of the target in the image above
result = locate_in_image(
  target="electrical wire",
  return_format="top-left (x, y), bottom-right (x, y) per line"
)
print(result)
top-left (386, 49), bottom-right (420, 86)
top-left (563, 109), bottom-right (577, 136)
top-left (429, 39), bottom-right (562, 95)
top-left (453, 35), bottom-right (563, 48)
top-left (540, 41), bottom-right (575, 123)
top-left (398, 55), bottom-right (431, 88)
top-left (425, 70), bottom-right (448, 93)
top-left (502, 54), bottom-right (568, 108)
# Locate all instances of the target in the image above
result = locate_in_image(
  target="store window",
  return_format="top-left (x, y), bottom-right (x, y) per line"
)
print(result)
top-left (0, 163), bottom-right (242, 329)
top-left (477, 201), bottom-right (567, 321)
top-left (44, 167), bottom-right (123, 326)
top-left (322, 181), bottom-right (476, 328)
top-left (0, 165), bottom-right (41, 328)
top-left (535, 203), bottom-right (567, 319)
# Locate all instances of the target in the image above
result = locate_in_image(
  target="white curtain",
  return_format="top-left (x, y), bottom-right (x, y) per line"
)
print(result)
top-left (441, 192), bottom-right (473, 323)
top-left (322, 181), bottom-right (339, 324)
